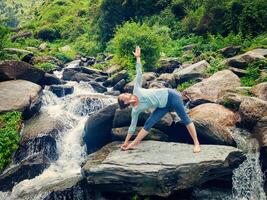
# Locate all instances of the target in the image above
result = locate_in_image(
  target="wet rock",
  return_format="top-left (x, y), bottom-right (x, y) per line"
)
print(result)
top-left (71, 72), bottom-right (94, 82)
top-left (253, 116), bottom-right (267, 148)
top-left (184, 70), bottom-right (240, 102)
top-left (81, 67), bottom-right (108, 76)
top-left (49, 85), bottom-right (74, 97)
top-left (112, 127), bottom-right (169, 142)
top-left (40, 73), bottom-right (62, 86)
top-left (83, 103), bottom-right (118, 154)
top-left (113, 79), bottom-right (126, 92)
top-left (21, 53), bottom-right (34, 64)
top-left (82, 141), bottom-right (244, 197)
top-left (0, 60), bottom-right (45, 83)
top-left (173, 60), bottom-right (210, 84)
top-left (154, 58), bottom-right (181, 74)
top-left (0, 80), bottom-right (42, 119)
top-left (188, 103), bottom-right (239, 145)
top-left (250, 82), bottom-right (267, 101)
top-left (89, 81), bottom-right (107, 93)
top-left (94, 76), bottom-right (108, 82)
top-left (0, 150), bottom-right (56, 192)
top-left (224, 48), bottom-right (267, 69)
top-left (62, 68), bottom-right (79, 80)
top-left (103, 70), bottom-right (128, 87)
top-left (219, 46), bottom-right (241, 58)
top-left (104, 90), bottom-right (121, 96)
top-left (239, 97), bottom-right (267, 130)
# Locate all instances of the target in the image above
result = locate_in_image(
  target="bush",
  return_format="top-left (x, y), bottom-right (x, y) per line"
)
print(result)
top-left (177, 80), bottom-right (198, 91)
top-left (37, 27), bottom-right (61, 41)
top-left (107, 21), bottom-right (163, 78)
top-left (52, 50), bottom-right (76, 63)
top-left (0, 111), bottom-right (22, 171)
top-left (74, 34), bottom-right (102, 57)
top-left (36, 62), bottom-right (56, 72)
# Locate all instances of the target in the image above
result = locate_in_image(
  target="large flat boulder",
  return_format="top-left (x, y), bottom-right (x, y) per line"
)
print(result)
top-left (82, 141), bottom-right (244, 197)
top-left (0, 60), bottom-right (45, 83)
top-left (183, 70), bottom-right (240, 102)
top-left (0, 80), bottom-right (42, 119)
top-left (188, 103), bottom-right (239, 145)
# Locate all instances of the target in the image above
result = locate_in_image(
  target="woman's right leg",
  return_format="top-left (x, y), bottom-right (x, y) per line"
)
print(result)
top-left (169, 90), bottom-right (201, 152)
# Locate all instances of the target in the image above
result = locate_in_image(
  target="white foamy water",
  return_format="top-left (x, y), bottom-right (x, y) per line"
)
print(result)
top-left (0, 81), bottom-right (116, 200)
top-left (231, 129), bottom-right (266, 200)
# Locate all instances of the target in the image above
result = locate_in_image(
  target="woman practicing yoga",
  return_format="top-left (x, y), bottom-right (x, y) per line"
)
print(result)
top-left (118, 46), bottom-right (201, 153)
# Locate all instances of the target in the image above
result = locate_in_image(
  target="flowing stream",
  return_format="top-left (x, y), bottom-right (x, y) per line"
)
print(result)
top-left (0, 80), bottom-right (115, 200)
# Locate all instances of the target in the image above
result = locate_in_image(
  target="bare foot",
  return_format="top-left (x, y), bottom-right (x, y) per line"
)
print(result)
top-left (193, 144), bottom-right (201, 153)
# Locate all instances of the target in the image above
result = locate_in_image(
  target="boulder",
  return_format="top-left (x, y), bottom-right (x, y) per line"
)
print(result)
top-left (3, 48), bottom-right (33, 56)
top-left (253, 116), bottom-right (267, 148)
top-left (33, 56), bottom-right (62, 67)
top-left (182, 44), bottom-right (196, 51)
top-left (251, 82), bottom-right (267, 101)
top-left (104, 90), bottom-right (120, 96)
top-left (148, 81), bottom-right (170, 89)
top-left (224, 48), bottom-right (267, 69)
top-left (65, 60), bottom-right (82, 68)
top-left (105, 64), bottom-right (121, 75)
top-left (239, 97), bottom-right (267, 130)
top-left (183, 70), bottom-right (240, 102)
top-left (39, 73), bottom-right (62, 86)
top-left (81, 67), bottom-right (108, 76)
top-left (103, 70), bottom-right (128, 87)
top-left (83, 103), bottom-right (118, 154)
top-left (154, 58), bottom-right (181, 73)
top-left (228, 67), bottom-right (248, 77)
top-left (113, 79), bottom-right (126, 92)
top-left (89, 81), bottom-right (107, 93)
top-left (124, 72), bottom-right (157, 92)
top-left (21, 53), bottom-right (34, 64)
top-left (173, 60), bottom-right (210, 84)
top-left (156, 73), bottom-right (176, 88)
top-left (82, 141), bottom-right (244, 197)
top-left (49, 85), bottom-right (74, 97)
top-left (94, 76), bottom-right (108, 82)
top-left (71, 72), bottom-right (94, 82)
top-left (11, 31), bottom-right (32, 42)
top-left (112, 127), bottom-right (169, 142)
top-left (219, 46), bottom-right (241, 58)
top-left (188, 103), bottom-right (239, 145)
top-left (62, 68), bottom-right (79, 80)
top-left (0, 80), bottom-right (42, 119)
top-left (0, 60), bottom-right (45, 83)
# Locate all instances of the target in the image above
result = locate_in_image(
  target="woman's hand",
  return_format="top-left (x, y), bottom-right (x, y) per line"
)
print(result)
top-left (132, 46), bottom-right (141, 58)
top-left (120, 141), bottom-right (129, 150)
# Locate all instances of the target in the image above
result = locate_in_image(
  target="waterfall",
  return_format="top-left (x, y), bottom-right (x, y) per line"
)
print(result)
top-left (0, 81), bottom-right (116, 200)
top-left (231, 128), bottom-right (266, 200)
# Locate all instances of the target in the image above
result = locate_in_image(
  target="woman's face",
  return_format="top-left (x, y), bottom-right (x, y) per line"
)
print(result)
top-left (118, 93), bottom-right (132, 103)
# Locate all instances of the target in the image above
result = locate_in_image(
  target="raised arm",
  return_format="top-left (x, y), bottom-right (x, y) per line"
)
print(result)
top-left (135, 57), bottom-right (142, 88)
top-left (133, 46), bottom-right (142, 88)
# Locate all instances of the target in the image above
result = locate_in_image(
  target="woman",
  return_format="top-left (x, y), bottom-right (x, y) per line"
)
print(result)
top-left (118, 46), bottom-right (201, 153)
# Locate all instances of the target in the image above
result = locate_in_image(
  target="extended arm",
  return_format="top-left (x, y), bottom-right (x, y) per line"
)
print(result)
top-left (135, 57), bottom-right (142, 88)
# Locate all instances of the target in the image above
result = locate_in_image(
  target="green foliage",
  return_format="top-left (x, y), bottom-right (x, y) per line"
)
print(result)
top-left (107, 21), bottom-right (163, 75)
top-left (74, 34), bottom-right (102, 57)
top-left (37, 27), bottom-right (61, 41)
top-left (205, 57), bottom-right (226, 75)
top-left (177, 80), bottom-right (198, 91)
top-left (96, 0), bottom-right (171, 46)
top-left (36, 62), bottom-right (56, 72)
top-left (240, 59), bottom-right (267, 86)
top-left (52, 50), bottom-right (76, 63)
top-left (0, 111), bottom-right (22, 172)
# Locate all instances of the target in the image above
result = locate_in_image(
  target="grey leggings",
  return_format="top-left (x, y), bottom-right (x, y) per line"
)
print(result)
top-left (143, 89), bottom-right (192, 132)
